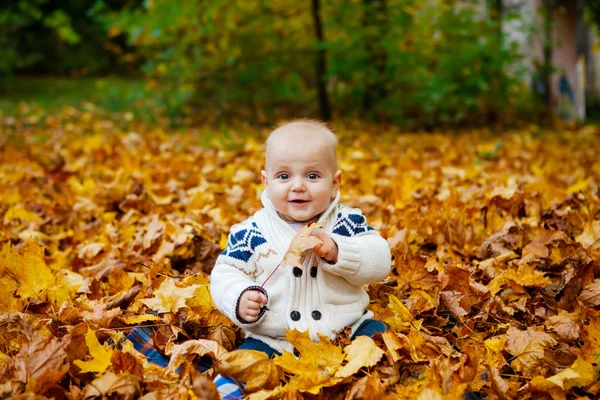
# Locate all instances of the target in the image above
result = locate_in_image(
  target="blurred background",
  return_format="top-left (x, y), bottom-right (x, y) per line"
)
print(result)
top-left (1, 0), bottom-right (600, 128)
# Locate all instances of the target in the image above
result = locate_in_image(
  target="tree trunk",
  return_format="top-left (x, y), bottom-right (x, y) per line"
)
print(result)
top-left (489, 0), bottom-right (503, 34)
top-left (542, 0), bottom-right (555, 115)
top-left (362, 0), bottom-right (388, 113)
top-left (311, 0), bottom-right (331, 121)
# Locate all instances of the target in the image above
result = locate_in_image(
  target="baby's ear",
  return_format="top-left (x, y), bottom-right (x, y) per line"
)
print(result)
top-left (332, 170), bottom-right (342, 195)
top-left (261, 170), bottom-right (268, 187)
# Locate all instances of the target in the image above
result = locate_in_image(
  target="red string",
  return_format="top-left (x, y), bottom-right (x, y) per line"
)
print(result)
top-left (260, 221), bottom-right (315, 290)
top-left (259, 263), bottom-right (280, 290)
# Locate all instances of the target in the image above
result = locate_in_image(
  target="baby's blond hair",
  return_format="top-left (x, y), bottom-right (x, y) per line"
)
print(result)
top-left (266, 119), bottom-right (338, 170)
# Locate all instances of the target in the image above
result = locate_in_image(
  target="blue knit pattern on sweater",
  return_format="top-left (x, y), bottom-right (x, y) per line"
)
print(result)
top-left (222, 221), bottom-right (267, 262)
top-left (332, 212), bottom-right (374, 237)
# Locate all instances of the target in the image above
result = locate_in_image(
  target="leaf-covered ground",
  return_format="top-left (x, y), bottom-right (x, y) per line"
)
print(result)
top-left (1, 108), bottom-right (600, 399)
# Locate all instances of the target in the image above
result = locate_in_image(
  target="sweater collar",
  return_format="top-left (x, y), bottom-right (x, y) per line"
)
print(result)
top-left (260, 190), bottom-right (340, 226)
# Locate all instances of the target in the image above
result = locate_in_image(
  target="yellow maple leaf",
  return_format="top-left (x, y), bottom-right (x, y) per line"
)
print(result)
top-left (274, 330), bottom-right (344, 394)
top-left (48, 269), bottom-right (90, 307)
top-left (1, 239), bottom-right (55, 301)
top-left (120, 314), bottom-right (162, 324)
top-left (186, 284), bottom-right (215, 309)
top-left (0, 275), bottom-right (22, 312)
top-left (580, 316), bottom-right (600, 364)
top-left (545, 357), bottom-right (596, 390)
top-left (484, 336), bottom-right (507, 367)
top-left (334, 336), bottom-right (384, 378)
top-left (503, 263), bottom-right (550, 288)
top-left (575, 221), bottom-right (600, 248)
top-left (385, 295), bottom-right (421, 332)
top-left (280, 222), bottom-right (323, 268)
top-left (566, 178), bottom-right (590, 194)
top-left (140, 278), bottom-right (200, 313)
top-left (74, 327), bottom-right (113, 374)
top-left (3, 205), bottom-right (42, 223)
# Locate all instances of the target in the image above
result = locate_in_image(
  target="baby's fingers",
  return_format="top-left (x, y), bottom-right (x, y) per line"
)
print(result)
top-left (246, 291), bottom-right (263, 303)
top-left (311, 231), bottom-right (328, 243)
top-left (246, 290), bottom-right (268, 308)
top-left (257, 292), bottom-right (267, 307)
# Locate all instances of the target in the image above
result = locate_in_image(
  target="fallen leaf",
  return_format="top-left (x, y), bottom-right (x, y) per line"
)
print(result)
top-left (139, 278), bottom-right (200, 313)
top-left (80, 371), bottom-right (141, 400)
top-left (505, 326), bottom-right (557, 378)
top-left (579, 280), bottom-right (600, 306)
top-left (274, 330), bottom-right (344, 394)
top-left (546, 357), bottom-right (596, 390)
top-left (22, 332), bottom-right (69, 394)
top-left (575, 221), bottom-right (600, 248)
top-left (504, 263), bottom-right (550, 288)
top-left (2, 239), bottom-right (55, 301)
top-left (74, 327), bottom-right (113, 374)
top-left (216, 350), bottom-right (280, 392)
top-left (166, 339), bottom-right (228, 375)
top-left (335, 336), bottom-right (384, 378)
top-left (120, 314), bottom-right (162, 324)
top-left (545, 310), bottom-right (582, 342)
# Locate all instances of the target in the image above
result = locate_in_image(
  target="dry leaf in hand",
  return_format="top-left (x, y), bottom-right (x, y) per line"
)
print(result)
top-left (280, 222), bottom-right (323, 268)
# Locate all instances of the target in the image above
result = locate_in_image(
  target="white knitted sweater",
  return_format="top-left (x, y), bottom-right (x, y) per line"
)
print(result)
top-left (209, 191), bottom-right (391, 354)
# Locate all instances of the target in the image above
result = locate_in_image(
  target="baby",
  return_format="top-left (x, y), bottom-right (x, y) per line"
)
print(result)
top-left (210, 119), bottom-right (392, 357)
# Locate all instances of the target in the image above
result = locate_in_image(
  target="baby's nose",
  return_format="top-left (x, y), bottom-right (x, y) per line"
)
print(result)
top-left (291, 177), bottom-right (306, 191)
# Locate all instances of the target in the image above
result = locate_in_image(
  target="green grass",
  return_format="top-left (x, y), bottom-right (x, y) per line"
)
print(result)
top-left (0, 76), bottom-right (156, 118)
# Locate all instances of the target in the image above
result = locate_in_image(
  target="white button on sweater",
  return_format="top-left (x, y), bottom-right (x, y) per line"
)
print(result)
top-left (209, 191), bottom-right (392, 355)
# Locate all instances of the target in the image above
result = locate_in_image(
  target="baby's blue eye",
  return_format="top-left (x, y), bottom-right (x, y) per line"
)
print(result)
top-left (307, 173), bottom-right (318, 179)
top-left (278, 173), bottom-right (289, 180)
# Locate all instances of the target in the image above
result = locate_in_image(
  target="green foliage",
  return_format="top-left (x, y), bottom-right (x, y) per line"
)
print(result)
top-left (2, 0), bottom-right (533, 128)
top-left (0, 76), bottom-right (155, 122)
top-left (585, 1), bottom-right (600, 31)
top-left (0, 0), bottom-right (80, 85)
top-left (96, 1), bottom-right (317, 124)
top-left (98, 0), bottom-right (532, 127)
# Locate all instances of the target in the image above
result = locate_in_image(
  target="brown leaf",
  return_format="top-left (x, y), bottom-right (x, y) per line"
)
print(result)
top-left (21, 332), bottom-right (69, 395)
top-left (105, 282), bottom-right (142, 310)
top-left (344, 371), bottom-right (388, 400)
top-left (107, 374), bottom-right (142, 400)
top-left (216, 350), bottom-right (281, 392)
top-left (579, 279), bottom-right (600, 306)
top-left (111, 348), bottom-right (144, 377)
top-left (440, 291), bottom-right (468, 322)
top-left (189, 373), bottom-right (220, 400)
top-left (208, 326), bottom-right (237, 351)
top-left (504, 326), bottom-right (557, 378)
top-left (391, 255), bottom-right (439, 291)
top-left (544, 310), bottom-right (582, 342)
top-left (522, 230), bottom-right (565, 259)
top-left (166, 339), bottom-right (228, 375)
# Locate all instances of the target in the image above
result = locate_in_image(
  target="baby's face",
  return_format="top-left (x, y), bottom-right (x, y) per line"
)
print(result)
top-left (262, 130), bottom-right (341, 223)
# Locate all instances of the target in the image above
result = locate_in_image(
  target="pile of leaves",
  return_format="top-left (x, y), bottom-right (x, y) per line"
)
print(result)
top-left (1, 108), bottom-right (599, 399)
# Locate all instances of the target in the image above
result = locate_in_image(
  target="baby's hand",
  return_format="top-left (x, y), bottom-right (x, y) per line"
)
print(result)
top-left (311, 231), bottom-right (338, 263)
top-left (238, 290), bottom-right (267, 323)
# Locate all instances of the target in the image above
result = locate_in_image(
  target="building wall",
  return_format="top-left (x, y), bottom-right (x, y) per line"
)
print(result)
top-left (589, 31), bottom-right (600, 104)
top-left (500, 0), bottom-right (582, 118)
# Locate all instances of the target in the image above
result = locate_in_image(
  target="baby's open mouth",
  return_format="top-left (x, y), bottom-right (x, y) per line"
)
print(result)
top-left (290, 200), bottom-right (308, 203)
